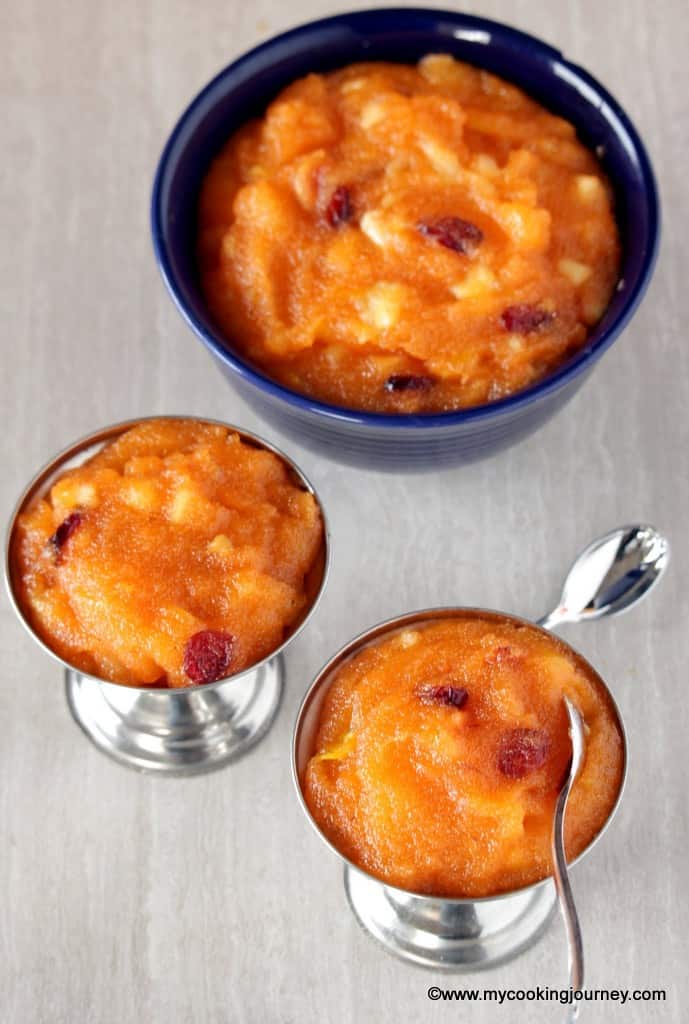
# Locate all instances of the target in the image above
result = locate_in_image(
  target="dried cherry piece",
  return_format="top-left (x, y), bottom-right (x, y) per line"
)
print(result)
top-left (183, 630), bottom-right (236, 685)
top-left (50, 512), bottom-right (83, 553)
top-left (501, 304), bottom-right (554, 334)
top-left (417, 217), bottom-right (483, 254)
top-left (325, 186), bottom-right (353, 227)
top-left (497, 728), bottom-right (550, 779)
top-left (384, 374), bottom-right (435, 393)
top-left (488, 645), bottom-right (524, 667)
top-left (418, 685), bottom-right (469, 709)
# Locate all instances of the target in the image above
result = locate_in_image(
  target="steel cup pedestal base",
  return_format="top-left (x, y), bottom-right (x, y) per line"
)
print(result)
top-left (65, 655), bottom-right (284, 775)
top-left (344, 865), bottom-right (557, 970)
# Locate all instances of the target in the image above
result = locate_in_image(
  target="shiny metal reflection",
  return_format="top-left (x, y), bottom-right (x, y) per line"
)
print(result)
top-left (5, 416), bottom-right (330, 775)
top-left (292, 607), bottom-right (628, 971)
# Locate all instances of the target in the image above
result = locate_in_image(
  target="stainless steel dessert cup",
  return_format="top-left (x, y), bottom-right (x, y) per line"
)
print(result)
top-left (292, 608), bottom-right (627, 971)
top-left (6, 416), bottom-right (330, 775)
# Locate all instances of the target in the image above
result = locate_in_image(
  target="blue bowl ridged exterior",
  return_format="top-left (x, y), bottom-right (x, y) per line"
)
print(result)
top-left (151, 8), bottom-right (659, 471)
top-left (221, 365), bottom-right (593, 470)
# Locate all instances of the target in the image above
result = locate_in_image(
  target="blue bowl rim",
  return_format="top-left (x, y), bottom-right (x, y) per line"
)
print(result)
top-left (151, 6), bottom-right (660, 432)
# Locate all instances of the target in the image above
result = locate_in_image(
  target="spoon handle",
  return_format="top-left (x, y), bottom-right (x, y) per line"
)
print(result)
top-left (553, 697), bottom-right (586, 1020)
top-left (552, 777), bottom-right (584, 1019)
top-left (537, 607), bottom-right (568, 631)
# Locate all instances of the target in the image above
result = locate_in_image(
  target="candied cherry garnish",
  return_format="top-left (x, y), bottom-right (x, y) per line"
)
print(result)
top-left (497, 728), bottom-right (550, 779)
top-left (384, 374), bottom-right (435, 393)
top-left (325, 186), bottom-right (353, 227)
top-left (488, 644), bottom-right (524, 667)
top-left (417, 217), bottom-right (483, 255)
top-left (49, 511), bottom-right (84, 554)
top-left (183, 630), bottom-right (236, 685)
top-left (418, 684), bottom-right (469, 709)
top-left (501, 304), bottom-right (554, 334)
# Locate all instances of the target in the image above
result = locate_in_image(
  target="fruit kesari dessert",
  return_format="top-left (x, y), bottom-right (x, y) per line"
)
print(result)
top-left (12, 419), bottom-right (324, 688)
top-left (198, 55), bottom-right (620, 413)
top-left (304, 613), bottom-right (624, 897)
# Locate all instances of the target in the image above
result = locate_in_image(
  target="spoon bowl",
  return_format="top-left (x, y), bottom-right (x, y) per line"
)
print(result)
top-left (539, 525), bottom-right (669, 630)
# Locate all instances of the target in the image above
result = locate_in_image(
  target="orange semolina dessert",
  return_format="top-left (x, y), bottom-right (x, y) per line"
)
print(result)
top-left (303, 614), bottom-right (624, 898)
top-left (12, 419), bottom-right (324, 688)
top-left (198, 56), bottom-right (621, 414)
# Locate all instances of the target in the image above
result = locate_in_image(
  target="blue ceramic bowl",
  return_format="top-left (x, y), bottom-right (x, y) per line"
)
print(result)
top-left (152, 7), bottom-right (659, 470)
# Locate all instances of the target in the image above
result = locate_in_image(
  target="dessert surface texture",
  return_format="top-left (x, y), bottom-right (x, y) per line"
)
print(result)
top-left (199, 56), bottom-right (620, 413)
top-left (304, 614), bottom-right (624, 897)
top-left (13, 419), bottom-right (324, 688)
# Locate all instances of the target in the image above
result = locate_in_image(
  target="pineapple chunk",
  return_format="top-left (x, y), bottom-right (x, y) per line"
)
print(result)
top-left (543, 654), bottom-right (580, 686)
top-left (497, 204), bottom-right (551, 249)
top-left (168, 484), bottom-right (230, 531)
top-left (340, 77), bottom-right (366, 94)
top-left (290, 150), bottom-right (326, 210)
top-left (417, 136), bottom-right (461, 178)
top-left (51, 478), bottom-right (98, 511)
top-left (314, 731), bottom-right (356, 762)
top-left (418, 53), bottom-right (475, 91)
top-left (121, 479), bottom-right (159, 513)
top-left (359, 99), bottom-right (386, 130)
top-left (558, 258), bottom-right (592, 286)
top-left (473, 153), bottom-right (500, 177)
top-left (362, 282), bottom-right (409, 329)
top-left (418, 54), bottom-right (457, 81)
top-left (321, 342), bottom-right (350, 368)
top-left (208, 534), bottom-right (234, 558)
top-left (582, 295), bottom-right (608, 324)
top-left (398, 630), bottom-right (420, 649)
top-left (574, 174), bottom-right (604, 201)
top-left (451, 265), bottom-right (497, 300)
top-left (169, 486), bottom-right (199, 524)
top-left (360, 210), bottom-right (388, 248)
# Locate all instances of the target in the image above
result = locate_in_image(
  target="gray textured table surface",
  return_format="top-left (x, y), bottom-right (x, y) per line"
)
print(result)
top-left (2, 1), bottom-right (687, 1022)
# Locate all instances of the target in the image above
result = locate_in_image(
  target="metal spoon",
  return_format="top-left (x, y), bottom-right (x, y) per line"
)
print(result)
top-left (538, 524), bottom-right (669, 631)
top-left (552, 697), bottom-right (586, 1022)
top-left (536, 525), bottom-right (668, 1020)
